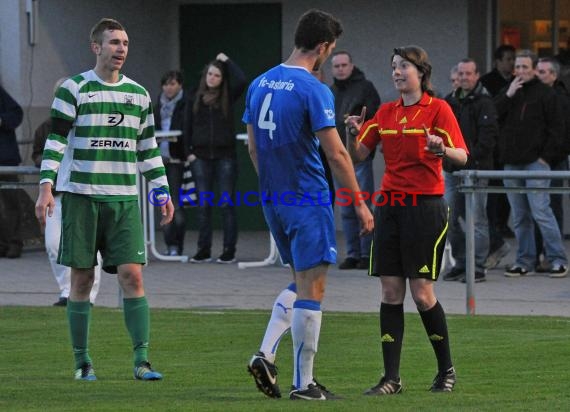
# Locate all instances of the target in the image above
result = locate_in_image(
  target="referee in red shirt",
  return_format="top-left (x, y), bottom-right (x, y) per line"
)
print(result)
top-left (346, 45), bottom-right (468, 395)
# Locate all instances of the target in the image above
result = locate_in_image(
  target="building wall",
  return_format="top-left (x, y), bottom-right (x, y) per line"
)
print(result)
top-left (1, 0), bottom-right (469, 160)
top-left (177, 0), bottom-right (469, 100)
top-left (0, 1), bottom-right (23, 95)
top-left (0, 0), bottom-right (180, 162)
top-left (2, 0), bottom-right (469, 132)
top-left (282, 0), bottom-right (469, 101)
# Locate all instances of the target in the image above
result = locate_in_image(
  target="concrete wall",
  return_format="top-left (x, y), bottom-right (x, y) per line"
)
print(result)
top-left (0, 1), bottom-right (24, 95)
top-left (28, 0), bottom-right (180, 107)
top-left (177, 0), bottom-right (469, 100)
top-left (0, 0), bottom-right (180, 164)
top-left (1, 0), bottom-right (469, 155)
top-left (281, 0), bottom-right (468, 101)
top-left (1, 0), bottom-right (469, 170)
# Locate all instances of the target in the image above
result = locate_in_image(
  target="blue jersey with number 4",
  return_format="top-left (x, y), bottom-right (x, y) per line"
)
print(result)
top-left (242, 64), bottom-right (335, 198)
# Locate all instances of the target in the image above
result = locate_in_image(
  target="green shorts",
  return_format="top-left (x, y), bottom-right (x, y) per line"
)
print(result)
top-left (58, 192), bottom-right (146, 274)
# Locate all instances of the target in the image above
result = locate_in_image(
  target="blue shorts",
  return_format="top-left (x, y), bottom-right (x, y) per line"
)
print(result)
top-left (262, 202), bottom-right (337, 271)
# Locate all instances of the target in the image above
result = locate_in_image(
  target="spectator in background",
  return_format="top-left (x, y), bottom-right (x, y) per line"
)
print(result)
top-left (443, 58), bottom-right (498, 283)
top-left (480, 45), bottom-right (516, 96)
top-left (0, 84), bottom-right (24, 258)
top-left (32, 78), bottom-right (101, 306)
top-left (185, 53), bottom-right (246, 264)
top-left (534, 57), bottom-right (570, 271)
top-left (481, 44), bottom-right (516, 270)
top-left (495, 49), bottom-right (568, 278)
top-left (449, 65), bottom-right (460, 93)
top-left (155, 70), bottom-right (188, 256)
top-left (330, 50), bottom-right (380, 270)
top-left (536, 57), bottom-right (570, 235)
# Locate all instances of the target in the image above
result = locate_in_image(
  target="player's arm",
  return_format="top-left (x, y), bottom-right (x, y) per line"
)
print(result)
top-left (246, 124), bottom-right (259, 175)
top-left (35, 117), bottom-right (72, 226)
top-left (137, 96), bottom-right (174, 226)
top-left (39, 79), bottom-right (76, 187)
top-left (35, 182), bottom-right (55, 227)
top-left (317, 127), bottom-right (374, 235)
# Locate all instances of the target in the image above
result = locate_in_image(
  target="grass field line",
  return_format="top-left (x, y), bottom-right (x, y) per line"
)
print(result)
top-left (1, 306), bottom-right (569, 411)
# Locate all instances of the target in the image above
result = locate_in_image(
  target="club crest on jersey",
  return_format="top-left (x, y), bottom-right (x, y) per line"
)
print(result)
top-left (124, 94), bottom-right (134, 107)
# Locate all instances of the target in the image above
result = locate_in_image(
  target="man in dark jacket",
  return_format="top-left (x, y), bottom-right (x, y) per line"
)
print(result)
top-left (0, 84), bottom-right (24, 258)
top-left (536, 57), bottom-right (570, 238)
top-left (330, 51), bottom-right (380, 270)
top-left (481, 45), bottom-right (516, 257)
top-left (443, 58), bottom-right (498, 283)
top-left (480, 45), bottom-right (515, 96)
top-left (496, 50), bottom-right (568, 278)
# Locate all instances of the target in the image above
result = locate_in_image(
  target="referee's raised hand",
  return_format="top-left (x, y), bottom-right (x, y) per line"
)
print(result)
top-left (345, 106), bottom-right (367, 136)
top-left (422, 124), bottom-right (445, 155)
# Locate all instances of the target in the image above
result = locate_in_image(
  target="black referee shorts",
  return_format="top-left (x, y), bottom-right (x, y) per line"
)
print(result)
top-left (370, 192), bottom-right (448, 280)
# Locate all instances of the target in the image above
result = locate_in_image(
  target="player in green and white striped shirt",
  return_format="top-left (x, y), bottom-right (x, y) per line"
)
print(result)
top-left (35, 18), bottom-right (174, 382)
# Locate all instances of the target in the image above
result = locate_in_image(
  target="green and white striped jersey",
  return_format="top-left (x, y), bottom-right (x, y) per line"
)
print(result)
top-left (40, 70), bottom-right (168, 200)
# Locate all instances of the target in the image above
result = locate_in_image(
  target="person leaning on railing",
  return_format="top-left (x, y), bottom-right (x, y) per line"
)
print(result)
top-left (0, 84), bottom-right (24, 258)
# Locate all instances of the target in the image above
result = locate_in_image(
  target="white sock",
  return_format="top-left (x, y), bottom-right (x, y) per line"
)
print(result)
top-left (291, 301), bottom-right (322, 390)
top-left (259, 286), bottom-right (296, 363)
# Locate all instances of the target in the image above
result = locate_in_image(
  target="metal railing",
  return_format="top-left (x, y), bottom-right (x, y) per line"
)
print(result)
top-left (455, 169), bottom-right (570, 315)
top-left (0, 165), bottom-right (40, 188)
top-left (0, 165), bottom-right (187, 263)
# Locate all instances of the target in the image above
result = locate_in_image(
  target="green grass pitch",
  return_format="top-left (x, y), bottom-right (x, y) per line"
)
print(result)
top-left (1, 307), bottom-right (569, 411)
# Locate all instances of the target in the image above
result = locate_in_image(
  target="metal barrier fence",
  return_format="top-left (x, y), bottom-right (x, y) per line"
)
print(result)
top-left (8, 166), bottom-right (568, 314)
top-left (455, 169), bottom-right (570, 315)
top-left (0, 165), bottom-right (40, 187)
top-left (0, 165), bottom-right (186, 263)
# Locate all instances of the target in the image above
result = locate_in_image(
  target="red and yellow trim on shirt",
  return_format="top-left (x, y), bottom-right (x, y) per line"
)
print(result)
top-left (356, 92), bottom-right (468, 195)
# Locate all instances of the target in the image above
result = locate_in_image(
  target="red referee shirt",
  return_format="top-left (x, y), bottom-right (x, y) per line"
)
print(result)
top-left (358, 92), bottom-right (468, 195)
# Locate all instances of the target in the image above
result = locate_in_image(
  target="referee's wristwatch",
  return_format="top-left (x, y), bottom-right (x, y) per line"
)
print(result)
top-left (435, 146), bottom-right (446, 158)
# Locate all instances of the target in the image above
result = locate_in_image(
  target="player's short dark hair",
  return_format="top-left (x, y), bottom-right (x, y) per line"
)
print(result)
top-left (392, 45), bottom-right (434, 96)
top-left (90, 18), bottom-right (125, 44)
top-left (160, 70), bottom-right (184, 86)
top-left (493, 44), bottom-right (516, 61)
top-left (294, 9), bottom-right (343, 51)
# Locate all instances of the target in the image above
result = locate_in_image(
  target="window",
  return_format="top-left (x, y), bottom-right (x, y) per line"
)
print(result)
top-left (499, 0), bottom-right (570, 56)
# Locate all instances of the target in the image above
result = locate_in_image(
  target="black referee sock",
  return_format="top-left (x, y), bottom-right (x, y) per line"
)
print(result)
top-left (419, 300), bottom-right (452, 373)
top-left (380, 302), bottom-right (404, 380)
